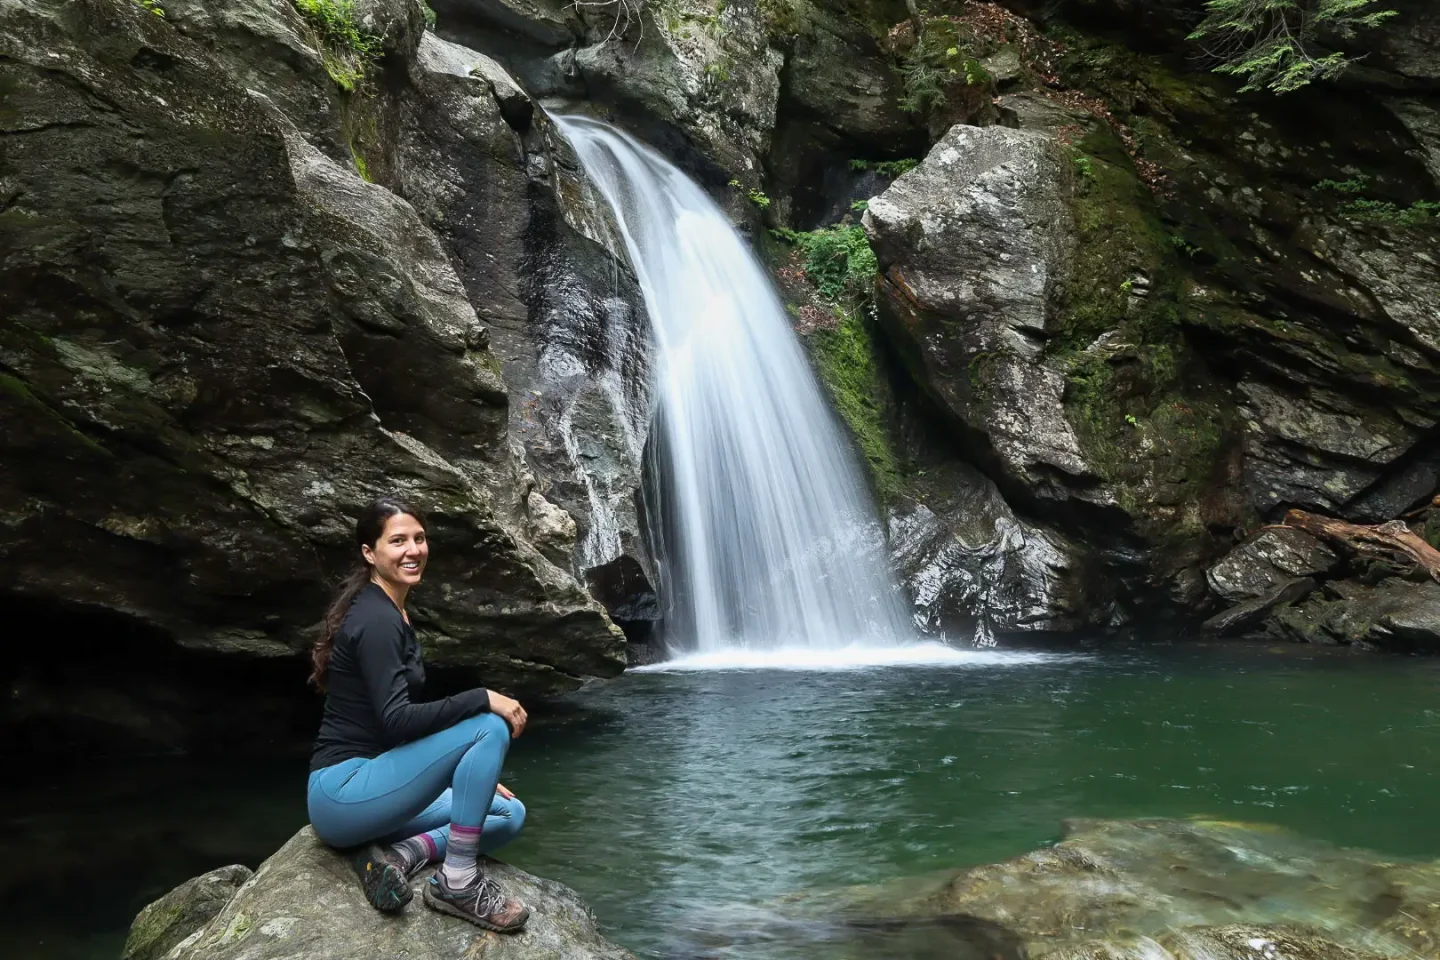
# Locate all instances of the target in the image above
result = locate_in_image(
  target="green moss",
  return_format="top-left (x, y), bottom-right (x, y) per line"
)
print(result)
top-left (350, 147), bottom-right (372, 183)
top-left (0, 373), bottom-right (112, 457)
top-left (1049, 128), bottom-right (1233, 537)
top-left (1424, 512), bottom-right (1440, 551)
top-left (341, 96), bottom-right (384, 186)
top-left (808, 306), bottom-right (904, 503)
top-left (1052, 134), bottom-right (1169, 354)
top-left (121, 904), bottom-right (183, 960)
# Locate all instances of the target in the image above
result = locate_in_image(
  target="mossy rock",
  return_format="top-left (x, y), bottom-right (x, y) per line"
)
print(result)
top-left (123, 865), bottom-right (252, 960)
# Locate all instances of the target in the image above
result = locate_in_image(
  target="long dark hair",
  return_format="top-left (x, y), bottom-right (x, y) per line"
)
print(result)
top-left (309, 497), bottom-right (425, 691)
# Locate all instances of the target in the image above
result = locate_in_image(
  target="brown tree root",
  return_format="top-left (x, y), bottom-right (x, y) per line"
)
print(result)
top-left (1280, 508), bottom-right (1440, 584)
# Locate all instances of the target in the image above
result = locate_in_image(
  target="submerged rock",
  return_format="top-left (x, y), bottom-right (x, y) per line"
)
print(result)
top-left (753, 818), bottom-right (1440, 960)
top-left (130, 827), bottom-right (634, 960)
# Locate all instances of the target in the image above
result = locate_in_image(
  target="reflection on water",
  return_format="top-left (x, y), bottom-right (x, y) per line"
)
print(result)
top-left (7, 642), bottom-right (1440, 959)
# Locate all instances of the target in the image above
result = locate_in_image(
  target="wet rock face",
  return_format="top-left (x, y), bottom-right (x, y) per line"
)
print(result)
top-left (887, 463), bottom-right (1097, 635)
top-left (431, 0), bottom-right (782, 185)
top-left (127, 827), bottom-right (636, 960)
top-left (0, 0), bottom-right (623, 700)
top-left (747, 818), bottom-right (1440, 960)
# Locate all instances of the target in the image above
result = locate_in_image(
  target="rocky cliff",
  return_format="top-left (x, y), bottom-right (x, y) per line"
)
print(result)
top-left (0, 0), bottom-right (644, 751)
top-left (3, 0), bottom-right (1437, 735)
top-left (761, 0), bottom-right (1440, 646)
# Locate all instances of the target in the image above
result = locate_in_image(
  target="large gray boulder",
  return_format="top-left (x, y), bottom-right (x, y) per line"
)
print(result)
top-left (865, 125), bottom-right (1097, 503)
top-left (128, 827), bottom-right (635, 960)
top-left (0, 0), bottom-right (623, 698)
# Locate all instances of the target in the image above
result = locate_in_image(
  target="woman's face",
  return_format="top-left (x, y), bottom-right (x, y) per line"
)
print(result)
top-left (363, 512), bottom-right (429, 590)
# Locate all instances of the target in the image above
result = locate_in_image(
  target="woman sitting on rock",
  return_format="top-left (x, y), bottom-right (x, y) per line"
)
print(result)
top-left (306, 496), bottom-right (531, 933)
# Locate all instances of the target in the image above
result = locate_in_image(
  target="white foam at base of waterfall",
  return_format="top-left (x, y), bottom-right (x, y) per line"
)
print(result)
top-left (634, 644), bottom-right (1091, 672)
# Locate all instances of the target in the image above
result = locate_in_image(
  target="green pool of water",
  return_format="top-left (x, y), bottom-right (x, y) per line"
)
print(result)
top-left (7, 641), bottom-right (1440, 958)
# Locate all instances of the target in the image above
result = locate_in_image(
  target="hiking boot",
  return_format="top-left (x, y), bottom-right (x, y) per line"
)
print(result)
top-left (423, 871), bottom-right (530, 933)
top-left (351, 844), bottom-right (414, 913)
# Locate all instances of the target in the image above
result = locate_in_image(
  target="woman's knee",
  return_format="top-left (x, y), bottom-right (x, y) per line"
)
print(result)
top-left (462, 710), bottom-right (511, 747)
top-left (490, 797), bottom-right (525, 839)
top-left (503, 797), bottom-right (526, 832)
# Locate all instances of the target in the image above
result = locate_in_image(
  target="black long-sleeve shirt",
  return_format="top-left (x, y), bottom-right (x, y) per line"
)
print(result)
top-left (310, 582), bottom-right (490, 772)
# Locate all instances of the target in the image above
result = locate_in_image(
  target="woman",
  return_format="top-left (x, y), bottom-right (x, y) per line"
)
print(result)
top-left (307, 497), bottom-right (531, 933)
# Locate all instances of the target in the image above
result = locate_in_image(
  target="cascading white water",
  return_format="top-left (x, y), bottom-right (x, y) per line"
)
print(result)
top-left (556, 116), bottom-right (920, 656)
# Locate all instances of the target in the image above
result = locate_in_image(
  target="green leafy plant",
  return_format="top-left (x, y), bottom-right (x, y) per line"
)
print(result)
top-left (293, 0), bottom-right (383, 92)
top-left (773, 225), bottom-right (878, 301)
top-left (422, 2), bottom-right (437, 29)
top-left (1315, 174), bottom-right (1371, 194)
top-left (849, 159), bottom-right (921, 178)
top-left (133, 0), bottom-right (165, 16)
top-left (1340, 198), bottom-right (1440, 226)
top-left (1170, 235), bottom-right (1202, 258)
top-left (1314, 174), bottom-right (1438, 226)
top-left (850, 199), bottom-right (870, 213)
top-left (1188, 0), bottom-right (1398, 94)
top-left (728, 179), bottom-right (772, 209)
top-left (850, 159), bottom-right (922, 178)
top-left (1073, 155), bottom-right (1095, 181)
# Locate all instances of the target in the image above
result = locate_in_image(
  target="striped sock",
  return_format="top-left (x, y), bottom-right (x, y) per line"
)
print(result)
top-left (439, 824), bottom-right (481, 888)
top-left (391, 833), bottom-right (438, 875)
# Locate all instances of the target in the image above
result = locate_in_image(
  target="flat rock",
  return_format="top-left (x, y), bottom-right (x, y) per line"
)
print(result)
top-left (1206, 528), bottom-right (1338, 602)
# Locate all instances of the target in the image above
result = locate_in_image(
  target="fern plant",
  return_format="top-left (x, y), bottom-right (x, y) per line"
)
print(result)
top-left (1188, 0), bottom-right (1398, 93)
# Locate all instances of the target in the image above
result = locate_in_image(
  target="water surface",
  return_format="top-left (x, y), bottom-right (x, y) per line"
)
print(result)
top-left (8, 641), bottom-right (1440, 958)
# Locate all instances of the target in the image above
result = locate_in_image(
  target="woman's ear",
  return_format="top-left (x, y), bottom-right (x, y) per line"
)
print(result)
top-left (360, 544), bottom-right (376, 566)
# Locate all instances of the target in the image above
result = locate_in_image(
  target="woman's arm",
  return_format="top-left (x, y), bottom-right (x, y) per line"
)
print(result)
top-left (356, 619), bottom-right (490, 747)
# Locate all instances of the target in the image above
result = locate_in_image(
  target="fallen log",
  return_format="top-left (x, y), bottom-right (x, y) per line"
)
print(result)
top-left (1281, 509), bottom-right (1440, 584)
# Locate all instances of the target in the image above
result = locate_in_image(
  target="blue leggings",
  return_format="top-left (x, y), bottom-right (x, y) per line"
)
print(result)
top-left (307, 712), bottom-right (524, 859)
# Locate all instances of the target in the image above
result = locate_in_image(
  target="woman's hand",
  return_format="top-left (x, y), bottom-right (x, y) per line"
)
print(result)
top-left (488, 690), bottom-right (528, 738)
top-left (496, 783), bottom-right (515, 800)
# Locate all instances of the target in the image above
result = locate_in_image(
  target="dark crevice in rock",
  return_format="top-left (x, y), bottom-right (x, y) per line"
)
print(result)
top-left (0, 591), bottom-right (319, 767)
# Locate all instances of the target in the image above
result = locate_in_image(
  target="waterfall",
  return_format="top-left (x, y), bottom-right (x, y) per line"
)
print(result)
top-left (555, 116), bottom-right (916, 655)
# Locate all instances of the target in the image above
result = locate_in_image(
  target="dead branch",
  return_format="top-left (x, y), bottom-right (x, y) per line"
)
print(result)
top-left (1281, 509), bottom-right (1440, 584)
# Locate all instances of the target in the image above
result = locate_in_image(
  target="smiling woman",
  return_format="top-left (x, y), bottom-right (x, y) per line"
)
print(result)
top-left (304, 498), bottom-right (533, 934)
